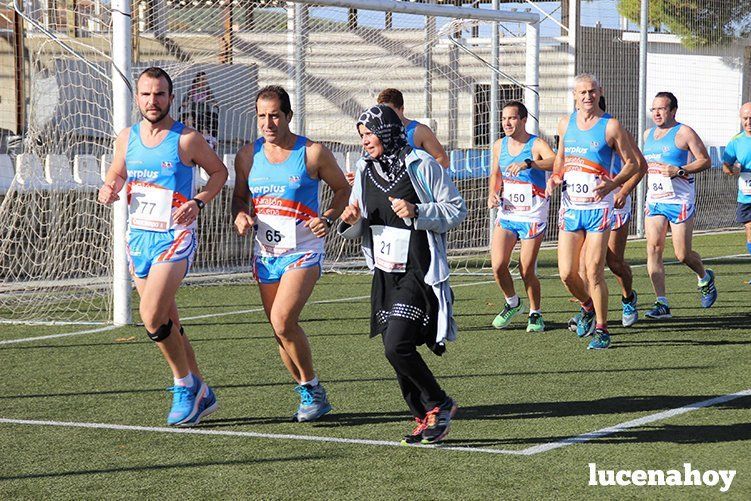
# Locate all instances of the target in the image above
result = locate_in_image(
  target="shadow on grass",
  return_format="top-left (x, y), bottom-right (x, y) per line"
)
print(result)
top-left (444, 396), bottom-right (751, 447)
top-left (0, 366), bottom-right (713, 401)
top-left (0, 455), bottom-right (328, 481)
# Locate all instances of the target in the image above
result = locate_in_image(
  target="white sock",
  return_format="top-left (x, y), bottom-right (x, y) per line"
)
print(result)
top-left (698, 272), bottom-right (710, 284)
top-left (300, 376), bottom-right (319, 388)
top-left (657, 296), bottom-right (669, 307)
top-left (529, 309), bottom-right (541, 315)
top-left (505, 295), bottom-right (519, 308)
top-left (174, 372), bottom-right (194, 388)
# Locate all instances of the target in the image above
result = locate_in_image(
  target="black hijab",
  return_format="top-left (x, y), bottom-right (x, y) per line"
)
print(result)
top-left (356, 104), bottom-right (411, 181)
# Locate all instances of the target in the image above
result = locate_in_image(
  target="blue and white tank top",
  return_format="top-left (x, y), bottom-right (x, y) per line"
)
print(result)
top-left (405, 120), bottom-right (420, 150)
top-left (498, 135), bottom-right (549, 223)
top-left (125, 121), bottom-right (195, 232)
top-left (562, 112), bottom-right (616, 210)
top-left (248, 135), bottom-right (323, 257)
top-left (643, 124), bottom-right (694, 205)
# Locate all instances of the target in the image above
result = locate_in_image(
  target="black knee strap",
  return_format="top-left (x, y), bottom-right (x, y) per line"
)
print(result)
top-left (147, 319), bottom-right (173, 342)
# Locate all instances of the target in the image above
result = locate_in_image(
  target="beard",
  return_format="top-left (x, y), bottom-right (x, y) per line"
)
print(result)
top-left (141, 103), bottom-right (171, 124)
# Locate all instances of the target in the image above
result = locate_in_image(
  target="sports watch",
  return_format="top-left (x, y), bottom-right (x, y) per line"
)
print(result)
top-left (322, 215), bottom-right (335, 228)
top-left (676, 168), bottom-right (686, 178)
top-left (524, 158), bottom-right (534, 169)
top-left (192, 198), bottom-right (206, 211)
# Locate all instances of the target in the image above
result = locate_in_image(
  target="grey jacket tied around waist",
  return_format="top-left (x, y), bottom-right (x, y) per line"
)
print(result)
top-left (338, 148), bottom-right (467, 345)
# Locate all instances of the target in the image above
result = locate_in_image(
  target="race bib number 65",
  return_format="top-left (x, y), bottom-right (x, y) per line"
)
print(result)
top-left (256, 213), bottom-right (297, 254)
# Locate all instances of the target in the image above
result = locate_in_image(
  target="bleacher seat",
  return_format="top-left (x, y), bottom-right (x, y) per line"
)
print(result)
top-left (74, 155), bottom-right (103, 189)
top-left (222, 154), bottom-right (236, 186)
top-left (0, 154), bottom-right (14, 195)
top-left (346, 151), bottom-right (361, 172)
top-left (332, 152), bottom-right (346, 172)
top-left (15, 153), bottom-right (51, 191)
top-left (45, 154), bottom-right (77, 189)
top-left (100, 154), bottom-right (113, 182)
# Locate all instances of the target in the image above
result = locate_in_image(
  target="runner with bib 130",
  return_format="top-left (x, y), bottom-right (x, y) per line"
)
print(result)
top-left (547, 73), bottom-right (643, 350)
top-left (232, 85), bottom-right (350, 422)
top-left (643, 91), bottom-right (716, 319)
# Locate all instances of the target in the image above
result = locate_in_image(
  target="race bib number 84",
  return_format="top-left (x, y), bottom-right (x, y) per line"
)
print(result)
top-left (129, 183), bottom-right (173, 231)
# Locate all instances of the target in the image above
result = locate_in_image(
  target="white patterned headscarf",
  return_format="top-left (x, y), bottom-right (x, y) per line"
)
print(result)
top-left (357, 104), bottom-right (410, 181)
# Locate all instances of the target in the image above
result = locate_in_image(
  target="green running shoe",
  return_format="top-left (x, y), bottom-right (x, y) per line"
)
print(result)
top-left (526, 312), bottom-right (545, 332)
top-left (492, 299), bottom-right (523, 329)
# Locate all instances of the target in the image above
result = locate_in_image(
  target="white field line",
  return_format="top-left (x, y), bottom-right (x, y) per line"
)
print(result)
top-left (0, 280), bottom-right (495, 345)
top-left (0, 325), bottom-right (119, 346)
top-left (518, 388), bottom-right (751, 456)
top-left (1, 388), bottom-right (748, 456)
top-left (0, 417), bottom-right (524, 456)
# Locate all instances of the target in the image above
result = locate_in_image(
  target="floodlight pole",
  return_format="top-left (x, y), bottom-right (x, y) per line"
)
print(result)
top-left (490, 0), bottom-right (499, 145)
top-left (525, 20), bottom-right (540, 135)
top-left (111, 0), bottom-right (132, 325)
top-left (636, 0), bottom-right (648, 238)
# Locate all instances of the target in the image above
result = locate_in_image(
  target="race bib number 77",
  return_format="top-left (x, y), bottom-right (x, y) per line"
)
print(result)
top-left (129, 182), bottom-right (173, 231)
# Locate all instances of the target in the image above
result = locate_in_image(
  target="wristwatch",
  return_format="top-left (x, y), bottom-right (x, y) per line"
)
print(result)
top-left (676, 168), bottom-right (686, 178)
top-left (191, 198), bottom-right (206, 211)
top-left (322, 215), bottom-right (335, 228)
top-left (524, 158), bottom-right (534, 169)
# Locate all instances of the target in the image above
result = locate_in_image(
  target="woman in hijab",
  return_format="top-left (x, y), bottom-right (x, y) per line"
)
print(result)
top-left (339, 104), bottom-right (467, 445)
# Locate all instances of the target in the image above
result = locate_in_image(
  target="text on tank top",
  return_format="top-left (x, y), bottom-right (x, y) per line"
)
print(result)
top-left (562, 112), bottom-right (616, 210)
top-left (125, 121), bottom-right (195, 232)
top-left (643, 124), bottom-right (693, 205)
top-left (248, 135), bottom-right (323, 257)
top-left (498, 135), bottom-right (549, 223)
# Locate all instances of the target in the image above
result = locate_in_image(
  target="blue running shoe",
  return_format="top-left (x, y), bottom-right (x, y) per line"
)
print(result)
top-left (184, 383), bottom-right (218, 426)
top-left (698, 269), bottom-right (717, 308)
top-left (587, 329), bottom-right (611, 350)
top-left (621, 290), bottom-right (638, 327)
top-left (568, 310), bottom-right (582, 333)
top-left (293, 384), bottom-right (332, 422)
top-left (166, 378), bottom-right (201, 426)
top-left (645, 301), bottom-right (671, 319)
top-left (576, 309), bottom-right (596, 338)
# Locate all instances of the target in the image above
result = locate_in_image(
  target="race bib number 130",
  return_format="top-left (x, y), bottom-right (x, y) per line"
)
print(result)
top-left (739, 171), bottom-right (751, 196)
top-left (565, 171), bottom-right (598, 203)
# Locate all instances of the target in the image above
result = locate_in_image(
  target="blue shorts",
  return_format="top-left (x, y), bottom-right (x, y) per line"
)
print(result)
top-left (558, 207), bottom-right (613, 233)
top-left (498, 219), bottom-right (546, 240)
top-left (736, 202), bottom-right (751, 224)
top-left (253, 251), bottom-right (323, 284)
top-left (646, 202), bottom-right (695, 224)
top-left (127, 229), bottom-right (197, 279)
top-left (611, 208), bottom-right (632, 231)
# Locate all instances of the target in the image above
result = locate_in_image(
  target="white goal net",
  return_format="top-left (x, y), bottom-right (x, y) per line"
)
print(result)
top-left (0, 0), bottom-right (544, 324)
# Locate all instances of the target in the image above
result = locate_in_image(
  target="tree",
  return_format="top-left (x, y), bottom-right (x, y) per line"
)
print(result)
top-left (618, 0), bottom-right (751, 47)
